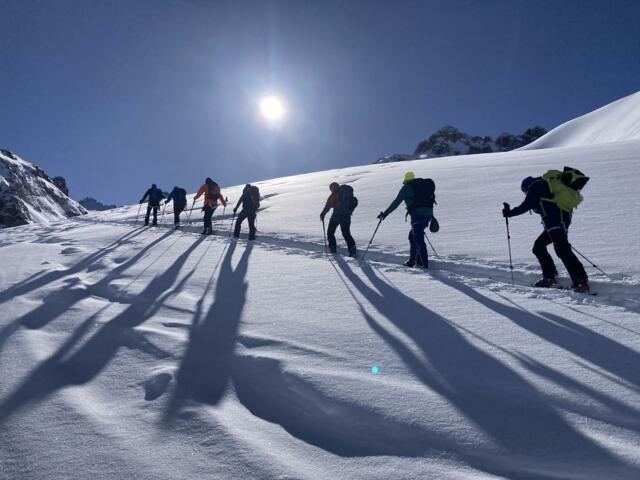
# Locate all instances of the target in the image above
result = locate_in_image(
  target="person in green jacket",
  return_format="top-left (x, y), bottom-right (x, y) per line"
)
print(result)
top-left (377, 172), bottom-right (434, 268)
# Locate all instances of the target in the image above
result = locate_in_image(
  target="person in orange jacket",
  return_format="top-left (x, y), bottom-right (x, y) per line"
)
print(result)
top-left (193, 177), bottom-right (227, 234)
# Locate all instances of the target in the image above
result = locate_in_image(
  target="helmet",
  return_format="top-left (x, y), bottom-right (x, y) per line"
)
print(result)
top-left (329, 182), bottom-right (339, 192)
top-left (151, 183), bottom-right (157, 189)
top-left (403, 172), bottom-right (415, 183)
top-left (521, 176), bottom-right (536, 193)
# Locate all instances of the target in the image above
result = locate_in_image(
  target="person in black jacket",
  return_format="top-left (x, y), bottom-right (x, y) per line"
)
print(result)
top-left (503, 176), bottom-right (589, 292)
top-left (233, 184), bottom-right (259, 240)
top-left (320, 182), bottom-right (357, 257)
top-left (165, 186), bottom-right (188, 228)
top-left (140, 184), bottom-right (165, 226)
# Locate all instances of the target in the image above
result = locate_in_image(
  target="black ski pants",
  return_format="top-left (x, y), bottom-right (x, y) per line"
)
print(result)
top-left (327, 216), bottom-right (356, 254)
top-left (145, 205), bottom-right (159, 225)
top-left (234, 209), bottom-right (257, 240)
top-left (173, 205), bottom-right (185, 225)
top-left (532, 227), bottom-right (587, 285)
top-left (203, 205), bottom-right (217, 232)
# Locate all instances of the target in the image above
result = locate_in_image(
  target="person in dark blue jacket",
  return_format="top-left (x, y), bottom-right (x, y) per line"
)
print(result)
top-left (140, 184), bottom-right (165, 226)
top-left (165, 186), bottom-right (188, 228)
top-left (503, 176), bottom-right (589, 292)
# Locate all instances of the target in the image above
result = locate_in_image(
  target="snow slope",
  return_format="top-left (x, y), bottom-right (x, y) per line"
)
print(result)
top-left (522, 90), bottom-right (640, 149)
top-left (2, 139), bottom-right (640, 479)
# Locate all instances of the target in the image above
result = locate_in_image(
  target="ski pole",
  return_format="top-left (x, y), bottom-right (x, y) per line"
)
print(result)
top-left (571, 245), bottom-right (609, 277)
top-left (186, 199), bottom-right (196, 225)
top-left (228, 212), bottom-right (236, 238)
top-left (135, 203), bottom-right (142, 225)
top-left (359, 216), bottom-right (383, 265)
top-left (161, 202), bottom-right (167, 225)
top-left (503, 203), bottom-right (515, 287)
top-left (322, 218), bottom-right (328, 254)
top-left (220, 203), bottom-right (226, 232)
top-left (424, 233), bottom-right (440, 258)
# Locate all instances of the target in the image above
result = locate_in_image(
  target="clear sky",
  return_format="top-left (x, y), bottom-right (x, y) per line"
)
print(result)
top-left (1, 0), bottom-right (639, 204)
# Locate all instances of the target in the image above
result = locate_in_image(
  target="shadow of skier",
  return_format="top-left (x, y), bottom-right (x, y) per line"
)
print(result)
top-left (165, 241), bottom-right (253, 418)
top-left (333, 257), bottom-right (635, 477)
top-left (0, 236), bottom-right (206, 424)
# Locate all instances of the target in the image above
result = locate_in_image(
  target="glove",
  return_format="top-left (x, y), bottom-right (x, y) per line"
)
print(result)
top-left (233, 207), bottom-right (237, 213)
top-left (139, 200), bottom-right (144, 204)
top-left (502, 203), bottom-right (511, 218)
top-left (377, 212), bottom-right (386, 220)
top-left (320, 212), bottom-right (325, 222)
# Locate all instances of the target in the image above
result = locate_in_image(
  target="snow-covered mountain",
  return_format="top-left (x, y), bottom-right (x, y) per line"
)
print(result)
top-left (522, 90), bottom-right (640, 149)
top-left (0, 149), bottom-right (86, 228)
top-left (2, 92), bottom-right (640, 479)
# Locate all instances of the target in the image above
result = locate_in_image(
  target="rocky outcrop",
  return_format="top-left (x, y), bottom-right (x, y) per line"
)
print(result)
top-left (413, 125), bottom-right (547, 158)
top-left (79, 197), bottom-right (118, 211)
top-left (0, 149), bottom-right (86, 228)
top-left (375, 125), bottom-right (547, 164)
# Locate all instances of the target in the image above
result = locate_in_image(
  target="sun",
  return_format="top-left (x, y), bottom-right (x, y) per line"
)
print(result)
top-left (259, 95), bottom-right (286, 124)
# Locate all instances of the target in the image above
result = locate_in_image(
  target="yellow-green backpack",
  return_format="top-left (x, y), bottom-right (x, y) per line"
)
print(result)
top-left (542, 167), bottom-right (590, 212)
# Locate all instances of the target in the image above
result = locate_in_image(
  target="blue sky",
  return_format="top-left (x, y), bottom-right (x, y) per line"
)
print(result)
top-left (1, 0), bottom-right (639, 204)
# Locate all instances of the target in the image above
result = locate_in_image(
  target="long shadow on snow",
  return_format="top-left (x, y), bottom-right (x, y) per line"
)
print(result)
top-left (0, 226), bottom-right (147, 305)
top-left (334, 258), bottom-right (635, 477)
top-left (0, 236), bottom-right (206, 424)
top-left (433, 272), bottom-right (640, 392)
top-left (165, 241), bottom-right (252, 416)
top-left (0, 227), bottom-right (151, 355)
top-left (0, 230), bottom-right (175, 361)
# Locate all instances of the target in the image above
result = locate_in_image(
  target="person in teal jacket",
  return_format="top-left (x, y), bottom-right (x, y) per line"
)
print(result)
top-left (378, 172), bottom-right (434, 268)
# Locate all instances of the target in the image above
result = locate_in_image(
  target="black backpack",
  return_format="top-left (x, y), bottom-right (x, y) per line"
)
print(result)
top-left (337, 184), bottom-right (358, 215)
top-left (408, 178), bottom-right (436, 211)
top-left (149, 187), bottom-right (163, 204)
top-left (176, 188), bottom-right (187, 202)
top-left (246, 185), bottom-right (260, 210)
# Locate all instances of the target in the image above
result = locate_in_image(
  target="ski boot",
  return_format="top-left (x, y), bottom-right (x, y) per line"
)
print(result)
top-left (533, 276), bottom-right (558, 288)
top-left (404, 259), bottom-right (415, 267)
top-left (573, 281), bottom-right (590, 293)
top-left (348, 248), bottom-right (357, 258)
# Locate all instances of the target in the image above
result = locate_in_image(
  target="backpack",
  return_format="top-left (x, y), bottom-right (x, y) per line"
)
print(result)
top-left (409, 178), bottom-right (436, 210)
top-left (176, 188), bottom-right (187, 202)
top-left (206, 181), bottom-right (221, 202)
top-left (542, 166), bottom-right (589, 212)
top-left (246, 185), bottom-right (260, 210)
top-left (337, 184), bottom-right (358, 215)
top-left (149, 187), bottom-right (163, 204)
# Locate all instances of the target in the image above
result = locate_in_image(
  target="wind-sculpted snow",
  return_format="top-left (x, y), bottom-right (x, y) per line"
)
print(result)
top-left (2, 132), bottom-right (640, 478)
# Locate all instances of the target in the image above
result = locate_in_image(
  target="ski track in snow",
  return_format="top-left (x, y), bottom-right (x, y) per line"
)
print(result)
top-left (3, 130), bottom-right (640, 478)
top-left (2, 218), bottom-right (640, 479)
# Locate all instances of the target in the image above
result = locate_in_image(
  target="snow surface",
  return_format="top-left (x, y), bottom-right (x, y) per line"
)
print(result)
top-left (3, 92), bottom-right (640, 478)
top-left (522, 91), bottom-right (640, 149)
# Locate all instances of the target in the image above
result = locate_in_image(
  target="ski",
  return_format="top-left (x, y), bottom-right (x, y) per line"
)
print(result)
top-left (530, 284), bottom-right (597, 296)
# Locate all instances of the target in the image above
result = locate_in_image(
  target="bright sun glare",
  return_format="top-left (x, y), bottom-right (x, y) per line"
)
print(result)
top-left (259, 96), bottom-right (286, 123)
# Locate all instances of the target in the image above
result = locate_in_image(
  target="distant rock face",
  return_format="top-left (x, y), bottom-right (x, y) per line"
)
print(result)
top-left (0, 149), bottom-right (86, 228)
top-left (374, 154), bottom-right (415, 164)
top-left (375, 125), bottom-right (547, 164)
top-left (413, 125), bottom-right (547, 158)
top-left (79, 197), bottom-right (118, 211)
top-left (52, 176), bottom-right (69, 196)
